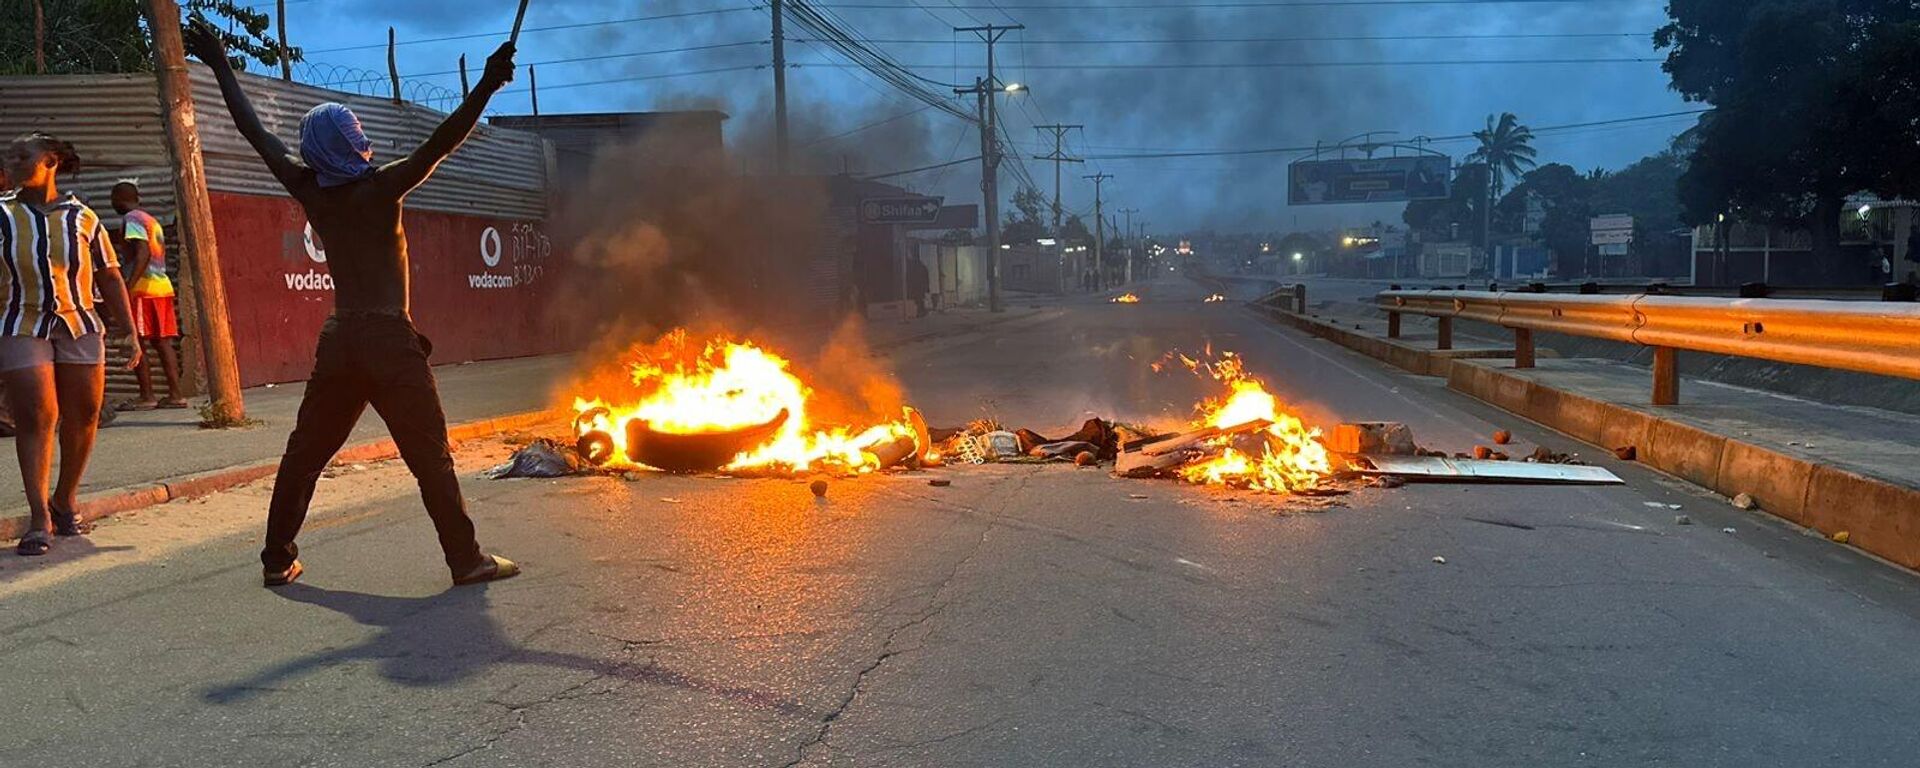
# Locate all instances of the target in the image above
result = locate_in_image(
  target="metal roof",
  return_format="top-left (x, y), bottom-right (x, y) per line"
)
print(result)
top-left (0, 66), bottom-right (552, 224)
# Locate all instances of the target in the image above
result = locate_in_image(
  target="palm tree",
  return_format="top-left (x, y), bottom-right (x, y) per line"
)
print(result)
top-left (1468, 112), bottom-right (1539, 200)
top-left (1465, 112), bottom-right (1537, 259)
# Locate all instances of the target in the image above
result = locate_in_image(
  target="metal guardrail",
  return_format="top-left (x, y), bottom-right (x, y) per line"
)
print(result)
top-left (1390, 281), bottom-right (1917, 302)
top-left (1377, 289), bottom-right (1920, 404)
top-left (1252, 283), bottom-right (1308, 313)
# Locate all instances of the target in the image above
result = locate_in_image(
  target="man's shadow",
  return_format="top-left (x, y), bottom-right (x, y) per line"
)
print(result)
top-left (201, 583), bottom-right (806, 715)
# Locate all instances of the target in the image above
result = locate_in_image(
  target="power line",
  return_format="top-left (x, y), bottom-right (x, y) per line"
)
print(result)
top-left (305, 7), bottom-right (755, 54)
top-left (403, 41), bottom-right (767, 79)
top-left (865, 155), bottom-right (982, 180)
top-left (810, 0), bottom-right (1633, 9)
top-left (798, 102), bottom-right (943, 147)
top-left (493, 64), bottom-right (766, 96)
top-left (1080, 109), bottom-right (1707, 160)
top-left (794, 32), bottom-right (1653, 45)
top-left (797, 57), bottom-right (1663, 71)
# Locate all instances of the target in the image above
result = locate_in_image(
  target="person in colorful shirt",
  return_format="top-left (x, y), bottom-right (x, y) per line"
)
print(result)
top-left (0, 132), bottom-right (143, 556)
top-left (111, 180), bottom-right (188, 410)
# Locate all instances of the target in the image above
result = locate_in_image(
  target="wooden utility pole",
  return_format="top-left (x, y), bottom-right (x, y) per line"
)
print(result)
top-left (141, 0), bottom-right (245, 424)
top-left (387, 27), bottom-right (401, 102)
top-left (276, 0), bottom-right (291, 80)
top-left (772, 0), bottom-right (790, 174)
top-left (1085, 172), bottom-right (1111, 288)
top-left (33, 0), bottom-right (46, 73)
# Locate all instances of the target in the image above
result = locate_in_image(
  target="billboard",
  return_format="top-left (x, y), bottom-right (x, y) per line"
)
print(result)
top-left (1289, 155), bottom-right (1452, 206)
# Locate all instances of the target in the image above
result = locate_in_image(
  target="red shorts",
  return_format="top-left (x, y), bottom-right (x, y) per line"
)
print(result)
top-left (133, 295), bottom-right (180, 339)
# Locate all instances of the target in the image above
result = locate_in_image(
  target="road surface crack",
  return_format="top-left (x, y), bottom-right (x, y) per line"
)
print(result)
top-left (777, 470), bottom-right (1034, 768)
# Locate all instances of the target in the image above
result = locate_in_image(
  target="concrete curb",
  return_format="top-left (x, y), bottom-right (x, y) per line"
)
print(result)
top-left (0, 408), bottom-right (561, 543)
top-left (1250, 302), bottom-right (1920, 571)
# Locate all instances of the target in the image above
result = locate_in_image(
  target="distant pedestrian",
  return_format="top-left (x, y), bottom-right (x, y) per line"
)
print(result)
top-left (110, 180), bottom-right (188, 411)
top-left (908, 257), bottom-right (930, 317)
top-left (0, 132), bottom-right (144, 556)
top-left (187, 21), bottom-right (518, 587)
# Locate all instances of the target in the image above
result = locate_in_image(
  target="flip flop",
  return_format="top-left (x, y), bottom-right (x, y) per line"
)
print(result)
top-left (157, 399), bottom-right (191, 409)
top-left (15, 530), bottom-right (50, 556)
top-left (264, 560), bottom-right (304, 587)
top-left (116, 400), bottom-right (158, 412)
top-left (50, 504), bottom-right (90, 536)
top-left (452, 554), bottom-right (521, 586)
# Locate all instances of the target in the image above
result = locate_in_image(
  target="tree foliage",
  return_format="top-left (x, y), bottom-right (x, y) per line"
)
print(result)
top-left (1658, 0), bottom-right (1920, 271)
top-left (1466, 113), bottom-right (1537, 201)
top-left (1003, 186), bottom-right (1050, 245)
top-left (0, 1), bottom-right (298, 75)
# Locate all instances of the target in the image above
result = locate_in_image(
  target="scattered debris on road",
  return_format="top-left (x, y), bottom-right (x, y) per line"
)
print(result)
top-left (809, 480), bottom-right (829, 498)
top-left (1432, 556), bottom-right (1448, 565)
top-left (488, 439), bottom-right (587, 479)
top-left (928, 479), bottom-right (951, 487)
top-left (1732, 492), bottom-right (1757, 510)
top-left (1675, 514), bottom-right (1693, 525)
top-left (1493, 429), bottom-right (1512, 445)
top-left (1722, 527), bottom-right (1738, 534)
top-left (1354, 454), bottom-right (1623, 485)
top-left (1833, 530), bottom-right (1851, 543)
top-left (1203, 293), bottom-right (1228, 303)
top-left (1613, 446), bottom-right (1638, 461)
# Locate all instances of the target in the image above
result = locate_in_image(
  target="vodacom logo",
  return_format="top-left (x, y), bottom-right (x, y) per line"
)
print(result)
top-left (303, 222), bottom-right (327, 263)
top-left (480, 226), bottom-right (503, 267)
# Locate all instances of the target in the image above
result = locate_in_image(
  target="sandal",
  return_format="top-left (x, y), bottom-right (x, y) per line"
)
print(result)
top-left (50, 504), bottom-right (90, 537)
top-left (264, 560), bottom-right (304, 587)
top-left (452, 554), bottom-right (521, 586)
top-left (15, 530), bottom-right (50, 556)
top-left (116, 400), bottom-right (158, 412)
top-left (157, 399), bottom-right (190, 410)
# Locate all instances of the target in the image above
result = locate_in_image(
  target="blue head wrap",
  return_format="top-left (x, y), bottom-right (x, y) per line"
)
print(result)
top-left (299, 103), bottom-right (376, 188)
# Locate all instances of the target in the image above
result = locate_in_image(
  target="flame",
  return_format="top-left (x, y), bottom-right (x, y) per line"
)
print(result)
top-left (1111, 293), bottom-right (1141, 303)
top-left (1164, 350), bottom-right (1332, 493)
top-left (1203, 293), bottom-right (1227, 303)
top-left (573, 330), bottom-right (914, 474)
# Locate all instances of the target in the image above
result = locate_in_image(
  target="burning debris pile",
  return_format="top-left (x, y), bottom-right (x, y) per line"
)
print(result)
top-left (1116, 349), bottom-right (1335, 493)
top-left (567, 330), bottom-right (924, 476)
top-left (1110, 293), bottom-right (1141, 304)
top-left (492, 330), bottom-right (1623, 493)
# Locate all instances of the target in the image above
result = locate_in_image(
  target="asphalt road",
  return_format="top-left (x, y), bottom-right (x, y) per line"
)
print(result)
top-left (4, 275), bottom-right (1920, 767)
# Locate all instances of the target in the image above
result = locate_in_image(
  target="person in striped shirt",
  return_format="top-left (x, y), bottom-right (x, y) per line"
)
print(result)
top-left (0, 132), bottom-right (143, 556)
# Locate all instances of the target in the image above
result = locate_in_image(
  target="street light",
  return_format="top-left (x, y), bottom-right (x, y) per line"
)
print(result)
top-left (1292, 252), bottom-right (1303, 262)
top-left (1003, 82), bottom-right (1025, 93)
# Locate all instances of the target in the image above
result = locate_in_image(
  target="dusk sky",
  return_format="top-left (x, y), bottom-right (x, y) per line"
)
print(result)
top-left (273, 0), bottom-right (1691, 234)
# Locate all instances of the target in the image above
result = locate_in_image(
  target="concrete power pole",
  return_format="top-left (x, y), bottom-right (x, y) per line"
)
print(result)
top-left (955, 23), bottom-right (1023, 312)
top-left (1084, 172), bottom-right (1111, 288)
top-left (141, 0), bottom-right (246, 424)
top-left (1033, 124), bottom-right (1081, 292)
top-left (772, 0), bottom-right (790, 174)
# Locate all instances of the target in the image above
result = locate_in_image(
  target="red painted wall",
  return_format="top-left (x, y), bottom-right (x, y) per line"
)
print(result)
top-left (207, 191), bottom-right (565, 386)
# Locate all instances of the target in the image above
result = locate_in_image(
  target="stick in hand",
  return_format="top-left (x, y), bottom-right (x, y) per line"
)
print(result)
top-left (510, 0), bottom-right (532, 46)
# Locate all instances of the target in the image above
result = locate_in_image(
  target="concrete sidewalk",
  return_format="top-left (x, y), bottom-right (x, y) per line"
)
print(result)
top-left (0, 304), bottom-right (1050, 539)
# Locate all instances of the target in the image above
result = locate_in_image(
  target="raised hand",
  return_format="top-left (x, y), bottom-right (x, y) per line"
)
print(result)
top-left (182, 17), bottom-right (229, 68)
top-left (480, 41), bottom-right (517, 90)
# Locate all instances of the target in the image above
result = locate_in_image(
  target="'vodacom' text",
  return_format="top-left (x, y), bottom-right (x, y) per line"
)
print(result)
top-left (468, 274), bottom-right (516, 289)
top-left (285, 271), bottom-right (335, 291)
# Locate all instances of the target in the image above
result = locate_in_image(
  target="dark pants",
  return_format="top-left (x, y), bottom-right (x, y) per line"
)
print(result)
top-left (261, 315), bottom-right (483, 574)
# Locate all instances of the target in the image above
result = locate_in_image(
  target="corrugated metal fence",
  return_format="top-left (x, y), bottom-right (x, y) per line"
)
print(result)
top-left (0, 65), bottom-right (551, 221)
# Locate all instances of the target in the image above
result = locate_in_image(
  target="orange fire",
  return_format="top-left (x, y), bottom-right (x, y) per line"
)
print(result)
top-left (572, 330), bottom-right (915, 474)
top-left (1111, 293), bottom-right (1141, 303)
top-left (1159, 350), bottom-right (1332, 492)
